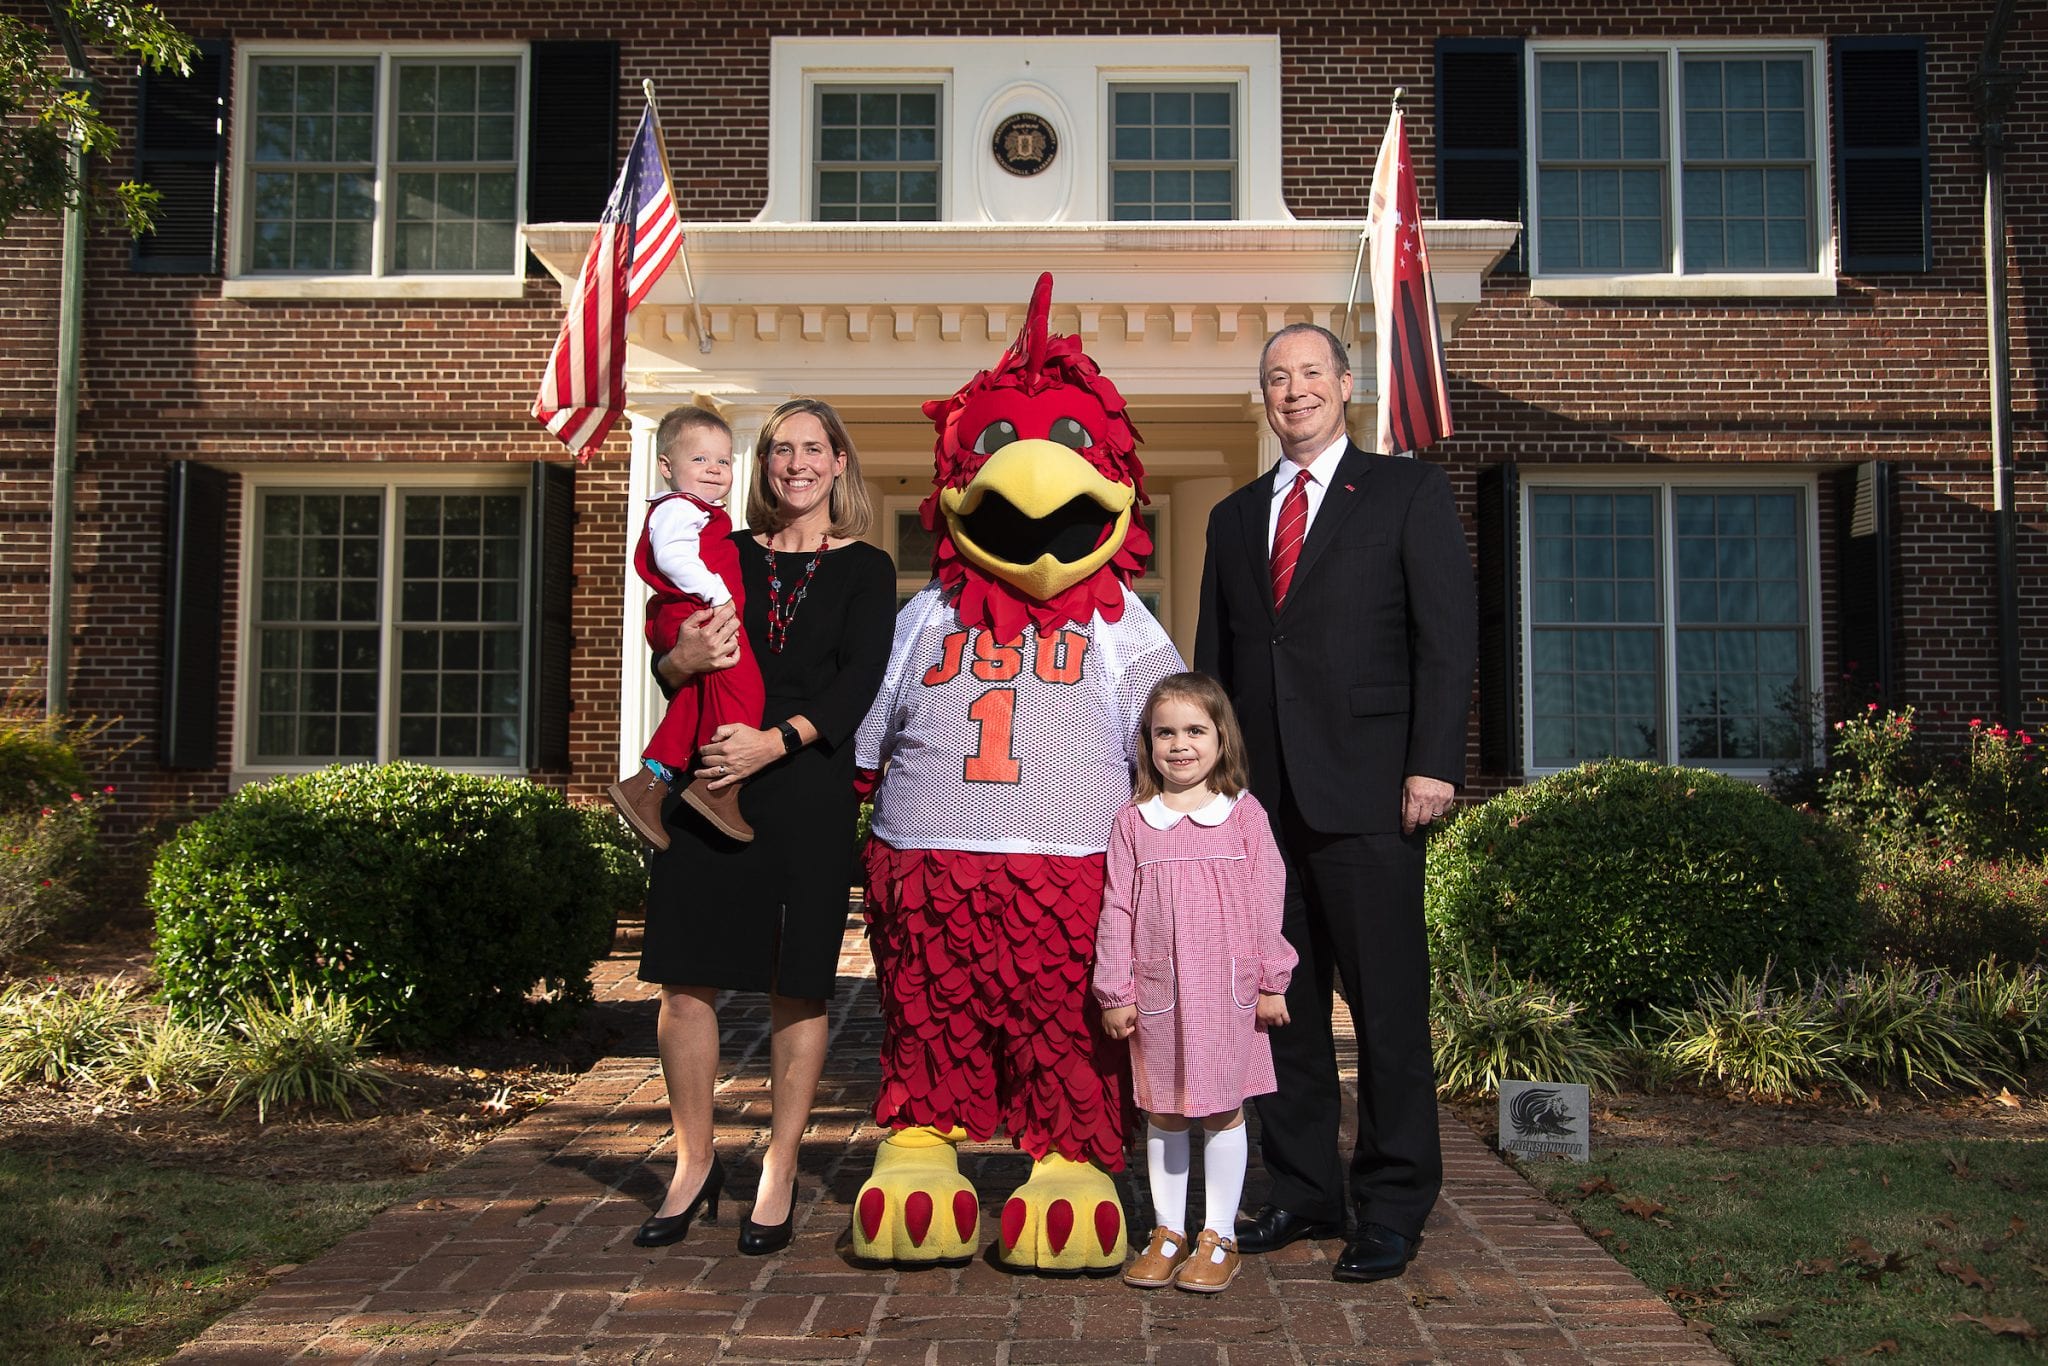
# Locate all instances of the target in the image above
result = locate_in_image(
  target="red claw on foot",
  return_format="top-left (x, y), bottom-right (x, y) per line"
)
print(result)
top-left (1094, 1200), bottom-right (1120, 1254)
top-left (1001, 1197), bottom-right (1027, 1251)
top-left (1046, 1199), bottom-right (1073, 1255)
top-left (858, 1187), bottom-right (886, 1243)
top-left (904, 1191), bottom-right (933, 1246)
top-left (953, 1190), bottom-right (979, 1241)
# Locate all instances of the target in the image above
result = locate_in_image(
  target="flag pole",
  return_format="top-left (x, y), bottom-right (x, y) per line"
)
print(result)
top-left (642, 78), bottom-right (712, 354)
top-left (1342, 87), bottom-right (1402, 349)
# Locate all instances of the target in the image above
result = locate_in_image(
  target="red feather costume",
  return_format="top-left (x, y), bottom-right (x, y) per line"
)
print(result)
top-left (851, 274), bottom-right (1184, 1267)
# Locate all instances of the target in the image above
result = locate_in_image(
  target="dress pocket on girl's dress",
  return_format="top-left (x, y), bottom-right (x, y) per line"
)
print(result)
top-left (1134, 957), bottom-right (1177, 1015)
top-left (1229, 958), bottom-right (1261, 1009)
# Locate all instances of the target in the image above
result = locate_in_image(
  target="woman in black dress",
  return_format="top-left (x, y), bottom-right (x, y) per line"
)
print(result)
top-left (634, 398), bottom-right (895, 1254)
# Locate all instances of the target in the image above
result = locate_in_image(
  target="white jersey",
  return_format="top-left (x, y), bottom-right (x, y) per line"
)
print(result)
top-left (855, 583), bottom-right (1185, 857)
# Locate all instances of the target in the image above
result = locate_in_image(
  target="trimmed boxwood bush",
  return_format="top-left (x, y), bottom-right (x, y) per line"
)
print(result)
top-left (1426, 760), bottom-right (1861, 1019)
top-left (149, 764), bottom-right (643, 1047)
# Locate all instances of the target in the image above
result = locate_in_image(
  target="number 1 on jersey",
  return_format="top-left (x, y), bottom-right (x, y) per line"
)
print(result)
top-left (963, 688), bottom-right (1021, 783)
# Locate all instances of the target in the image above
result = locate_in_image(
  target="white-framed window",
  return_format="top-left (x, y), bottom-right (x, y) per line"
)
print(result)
top-left (1108, 84), bottom-right (1237, 220)
top-left (239, 472), bottom-right (529, 773)
top-left (1520, 475), bottom-right (1818, 775)
top-left (228, 44), bottom-right (527, 297)
top-left (879, 495), bottom-right (1169, 619)
top-left (1527, 40), bottom-right (1831, 294)
top-left (814, 84), bottom-right (942, 220)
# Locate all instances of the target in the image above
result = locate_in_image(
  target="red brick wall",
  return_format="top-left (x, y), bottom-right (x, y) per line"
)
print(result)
top-left (0, 1), bottom-right (2039, 836)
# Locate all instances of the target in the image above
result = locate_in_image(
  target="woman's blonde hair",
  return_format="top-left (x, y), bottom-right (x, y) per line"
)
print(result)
top-left (1133, 672), bottom-right (1251, 802)
top-left (745, 398), bottom-right (874, 538)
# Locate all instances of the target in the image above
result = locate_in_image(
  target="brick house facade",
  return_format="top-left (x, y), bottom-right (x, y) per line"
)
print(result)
top-left (1, 3), bottom-right (2039, 833)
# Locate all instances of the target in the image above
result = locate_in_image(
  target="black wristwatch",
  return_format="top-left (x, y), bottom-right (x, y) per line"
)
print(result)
top-left (775, 720), bottom-right (801, 755)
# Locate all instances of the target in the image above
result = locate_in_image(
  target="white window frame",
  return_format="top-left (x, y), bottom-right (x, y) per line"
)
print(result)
top-left (225, 42), bottom-right (530, 300)
top-left (1525, 39), bottom-right (1836, 299)
top-left (233, 467), bottom-right (532, 783)
top-left (811, 81), bottom-right (946, 222)
top-left (1518, 469), bottom-right (1822, 778)
top-left (1104, 81), bottom-right (1242, 221)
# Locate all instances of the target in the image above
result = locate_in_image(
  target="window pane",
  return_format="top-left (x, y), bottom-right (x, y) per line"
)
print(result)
top-left (1111, 83), bottom-right (1236, 221)
top-left (251, 493), bottom-right (384, 763)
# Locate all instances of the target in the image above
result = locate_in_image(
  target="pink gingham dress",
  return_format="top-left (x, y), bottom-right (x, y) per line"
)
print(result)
top-left (1092, 791), bottom-right (1295, 1118)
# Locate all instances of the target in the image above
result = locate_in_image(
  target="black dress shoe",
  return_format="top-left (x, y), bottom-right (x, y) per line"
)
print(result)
top-left (1234, 1204), bottom-right (1342, 1255)
top-left (738, 1180), bottom-right (797, 1256)
top-left (634, 1157), bottom-right (725, 1247)
top-left (1333, 1222), bottom-right (1420, 1283)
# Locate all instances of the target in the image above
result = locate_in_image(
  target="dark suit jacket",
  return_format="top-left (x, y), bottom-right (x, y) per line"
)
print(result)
top-left (1194, 443), bottom-right (1478, 835)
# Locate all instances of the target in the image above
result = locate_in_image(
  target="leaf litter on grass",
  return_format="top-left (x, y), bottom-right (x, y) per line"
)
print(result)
top-left (1528, 1139), bottom-right (2048, 1364)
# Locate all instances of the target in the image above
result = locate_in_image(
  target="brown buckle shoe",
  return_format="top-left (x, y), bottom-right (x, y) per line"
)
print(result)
top-left (1174, 1229), bottom-right (1241, 1293)
top-left (1123, 1226), bottom-right (1192, 1289)
top-left (606, 769), bottom-right (672, 850)
top-left (680, 775), bottom-right (755, 843)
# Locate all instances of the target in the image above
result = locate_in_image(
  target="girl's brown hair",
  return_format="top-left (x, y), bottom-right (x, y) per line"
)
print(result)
top-left (1133, 672), bottom-right (1251, 802)
top-left (745, 397), bottom-right (875, 538)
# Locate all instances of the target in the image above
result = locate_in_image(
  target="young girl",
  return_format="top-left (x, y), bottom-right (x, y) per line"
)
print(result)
top-left (1093, 672), bottom-right (1294, 1293)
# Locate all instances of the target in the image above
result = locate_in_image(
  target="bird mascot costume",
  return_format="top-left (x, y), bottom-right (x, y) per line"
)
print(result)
top-left (852, 273), bottom-right (1184, 1270)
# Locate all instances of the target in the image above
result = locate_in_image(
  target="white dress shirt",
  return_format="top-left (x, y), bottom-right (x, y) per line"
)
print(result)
top-left (1265, 434), bottom-right (1352, 553)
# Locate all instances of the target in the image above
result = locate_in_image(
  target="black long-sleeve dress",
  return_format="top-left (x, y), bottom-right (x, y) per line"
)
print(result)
top-left (639, 533), bottom-right (896, 999)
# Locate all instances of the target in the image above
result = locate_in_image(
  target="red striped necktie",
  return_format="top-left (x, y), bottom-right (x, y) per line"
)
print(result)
top-left (1270, 467), bottom-right (1313, 608)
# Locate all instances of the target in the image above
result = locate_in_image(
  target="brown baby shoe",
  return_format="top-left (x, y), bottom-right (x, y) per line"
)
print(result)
top-left (1174, 1228), bottom-right (1242, 1292)
top-left (1123, 1226), bottom-right (1193, 1289)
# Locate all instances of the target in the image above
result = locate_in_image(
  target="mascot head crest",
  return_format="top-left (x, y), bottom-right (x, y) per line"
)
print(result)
top-left (919, 272), bottom-right (1152, 642)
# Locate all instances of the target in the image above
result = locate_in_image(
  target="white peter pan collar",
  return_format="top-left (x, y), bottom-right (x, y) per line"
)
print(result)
top-left (1138, 791), bottom-right (1239, 829)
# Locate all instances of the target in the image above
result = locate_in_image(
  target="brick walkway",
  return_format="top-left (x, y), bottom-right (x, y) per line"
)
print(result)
top-left (175, 916), bottom-right (1723, 1364)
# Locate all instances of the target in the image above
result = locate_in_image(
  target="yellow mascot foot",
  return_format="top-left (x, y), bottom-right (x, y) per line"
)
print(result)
top-left (851, 1126), bottom-right (980, 1263)
top-left (997, 1153), bottom-right (1128, 1272)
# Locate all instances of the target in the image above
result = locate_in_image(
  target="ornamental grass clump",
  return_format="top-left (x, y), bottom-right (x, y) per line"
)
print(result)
top-left (1950, 958), bottom-right (2048, 1070)
top-left (1430, 957), bottom-right (1623, 1097)
top-left (97, 1011), bottom-right (234, 1101)
top-left (1654, 968), bottom-right (1851, 1100)
top-left (0, 975), bottom-right (143, 1087)
top-left (219, 982), bottom-right (385, 1122)
top-left (1426, 760), bottom-right (1861, 1018)
top-left (1820, 963), bottom-right (2005, 1095)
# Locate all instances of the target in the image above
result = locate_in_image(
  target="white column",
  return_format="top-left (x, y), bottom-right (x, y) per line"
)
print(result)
top-left (617, 410), bottom-right (662, 779)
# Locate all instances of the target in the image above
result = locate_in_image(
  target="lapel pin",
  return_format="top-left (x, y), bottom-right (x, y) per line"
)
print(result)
top-left (1344, 483), bottom-right (1356, 492)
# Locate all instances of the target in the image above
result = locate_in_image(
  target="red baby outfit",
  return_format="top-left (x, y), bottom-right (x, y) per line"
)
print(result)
top-left (636, 491), bottom-right (765, 767)
top-left (1093, 791), bottom-right (1296, 1118)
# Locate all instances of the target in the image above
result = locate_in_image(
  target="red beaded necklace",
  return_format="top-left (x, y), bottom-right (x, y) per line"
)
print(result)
top-left (764, 534), bottom-right (828, 655)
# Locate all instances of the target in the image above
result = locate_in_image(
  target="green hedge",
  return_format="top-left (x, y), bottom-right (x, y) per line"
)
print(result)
top-left (149, 764), bottom-right (643, 1047)
top-left (1426, 760), bottom-right (1862, 1019)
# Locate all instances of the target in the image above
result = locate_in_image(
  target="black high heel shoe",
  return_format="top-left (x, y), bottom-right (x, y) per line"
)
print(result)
top-left (738, 1179), bottom-right (798, 1256)
top-left (634, 1156), bottom-right (725, 1247)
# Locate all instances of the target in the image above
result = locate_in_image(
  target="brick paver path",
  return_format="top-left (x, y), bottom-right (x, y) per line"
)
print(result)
top-left (176, 915), bottom-right (1723, 1363)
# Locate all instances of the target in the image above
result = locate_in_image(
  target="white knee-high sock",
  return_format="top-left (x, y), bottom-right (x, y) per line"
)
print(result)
top-left (1146, 1122), bottom-right (1191, 1237)
top-left (1202, 1123), bottom-right (1249, 1239)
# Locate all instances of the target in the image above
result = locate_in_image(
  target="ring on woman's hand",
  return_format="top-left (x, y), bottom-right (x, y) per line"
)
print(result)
top-left (719, 764), bottom-right (728, 776)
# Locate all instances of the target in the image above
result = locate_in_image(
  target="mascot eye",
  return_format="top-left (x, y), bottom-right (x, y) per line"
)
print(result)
top-left (1048, 417), bottom-right (1094, 450)
top-left (972, 420), bottom-right (1020, 455)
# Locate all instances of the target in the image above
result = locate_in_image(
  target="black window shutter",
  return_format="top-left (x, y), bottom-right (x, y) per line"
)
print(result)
top-left (1435, 38), bottom-right (1525, 273)
top-left (1834, 37), bottom-right (1930, 273)
top-left (132, 40), bottom-right (228, 274)
top-left (160, 462), bottom-right (229, 768)
top-left (1834, 462), bottom-right (1897, 704)
top-left (527, 460), bottom-right (576, 770)
top-left (1475, 462), bottom-right (1522, 775)
top-left (526, 42), bottom-right (620, 276)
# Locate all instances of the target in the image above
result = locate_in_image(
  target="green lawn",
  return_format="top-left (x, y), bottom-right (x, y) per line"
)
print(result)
top-left (2, 1150), bottom-right (421, 1364)
top-left (1527, 1139), bottom-right (2048, 1363)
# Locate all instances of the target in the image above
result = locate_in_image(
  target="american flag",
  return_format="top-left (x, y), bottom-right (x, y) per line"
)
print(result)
top-left (1368, 104), bottom-right (1454, 455)
top-left (532, 104), bottom-right (683, 460)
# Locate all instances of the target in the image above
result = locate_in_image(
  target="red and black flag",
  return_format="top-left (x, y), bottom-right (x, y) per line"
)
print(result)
top-left (1368, 104), bottom-right (1454, 455)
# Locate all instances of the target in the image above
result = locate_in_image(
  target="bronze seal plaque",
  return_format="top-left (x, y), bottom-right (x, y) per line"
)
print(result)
top-left (992, 113), bottom-right (1058, 177)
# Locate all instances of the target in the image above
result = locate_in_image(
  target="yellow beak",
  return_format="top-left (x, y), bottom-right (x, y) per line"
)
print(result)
top-left (939, 439), bottom-right (1136, 601)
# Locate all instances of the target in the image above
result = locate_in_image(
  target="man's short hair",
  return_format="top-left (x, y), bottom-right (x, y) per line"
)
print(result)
top-left (655, 404), bottom-right (732, 460)
top-left (1259, 322), bottom-right (1352, 380)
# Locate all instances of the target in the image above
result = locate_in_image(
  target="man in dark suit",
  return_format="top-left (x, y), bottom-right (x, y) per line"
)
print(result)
top-left (1193, 322), bottom-right (1476, 1282)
